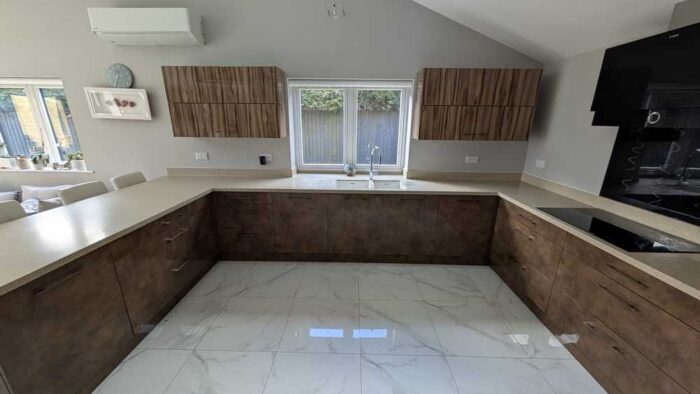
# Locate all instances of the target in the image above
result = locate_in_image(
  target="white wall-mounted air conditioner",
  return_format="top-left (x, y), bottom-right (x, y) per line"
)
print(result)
top-left (87, 8), bottom-right (205, 46)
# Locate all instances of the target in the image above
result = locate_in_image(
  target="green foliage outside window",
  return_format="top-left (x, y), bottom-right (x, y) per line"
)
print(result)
top-left (301, 89), bottom-right (400, 112)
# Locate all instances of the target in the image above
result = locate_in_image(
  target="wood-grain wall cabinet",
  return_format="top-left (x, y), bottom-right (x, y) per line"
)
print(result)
top-left (0, 247), bottom-right (135, 394)
top-left (413, 68), bottom-right (542, 141)
top-left (162, 66), bottom-right (287, 138)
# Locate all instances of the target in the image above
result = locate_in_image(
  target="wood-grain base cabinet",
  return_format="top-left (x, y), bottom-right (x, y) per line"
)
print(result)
top-left (0, 247), bottom-right (135, 394)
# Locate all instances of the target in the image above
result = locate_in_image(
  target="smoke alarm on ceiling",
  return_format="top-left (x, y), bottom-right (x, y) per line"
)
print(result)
top-left (327, 3), bottom-right (346, 19)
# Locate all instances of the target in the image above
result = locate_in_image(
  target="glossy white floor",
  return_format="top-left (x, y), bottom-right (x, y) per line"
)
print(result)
top-left (94, 262), bottom-right (606, 394)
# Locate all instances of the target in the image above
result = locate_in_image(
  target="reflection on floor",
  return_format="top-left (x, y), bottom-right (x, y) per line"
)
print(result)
top-left (94, 262), bottom-right (606, 394)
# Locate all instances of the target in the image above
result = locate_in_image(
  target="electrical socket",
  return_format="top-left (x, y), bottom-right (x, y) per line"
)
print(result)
top-left (195, 152), bottom-right (209, 160)
top-left (465, 155), bottom-right (480, 164)
top-left (535, 159), bottom-right (546, 169)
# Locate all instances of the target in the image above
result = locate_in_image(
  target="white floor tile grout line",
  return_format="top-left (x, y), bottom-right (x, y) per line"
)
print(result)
top-left (159, 349), bottom-right (194, 394)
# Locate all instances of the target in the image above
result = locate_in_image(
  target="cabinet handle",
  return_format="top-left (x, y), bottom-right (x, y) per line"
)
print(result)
top-left (165, 228), bottom-right (189, 243)
top-left (611, 345), bottom-right (624, 354)
top-left (237, 233), bottom-right (256, 238)
top-left (343, 196), bottom-right (369, 201)
top-left (33, 266), bottom-right (86, 297)
top-left (517, 212), bottom-right (538, 226)
top-left (171, 259), bottom-right (193, 273)
top-left (161, 220), bottom-right (174, 225)
top-left (287, 195), bottom-right (311, 200)
top-left (527, 235), bottom-right (535, 241)
top-left (400, 197), bottom-right (425, 201)
top-left (605, 263), bottom-right (649, 289)
top-left (583, 321), bottom-right (597, 331)
top-left (598, 284), bottom-right (640, 312)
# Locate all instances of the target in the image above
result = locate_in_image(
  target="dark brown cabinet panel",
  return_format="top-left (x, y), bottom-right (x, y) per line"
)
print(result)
top-left (380, 195), bottom-right (439, 256)
top-left (0, 247), bottom-right (134, 394)
top-left (163, 66), bottom-right (287, 138)
top-left (414, 68), bottom-right (542, 141)
top-left (556, 251), bottom-right (700, 394)
top-left (327, 194), bottom-right (383, 255)
top-left (435, 196), bottom-right (498, 261)
top-left (500, 200), bottom-right (567, 247)
top-left (546, 287), bottom-right (689, 394)
top-left (215, 193), bottom-right (274, 258)
top-left (273, 193), bottom-right (328, 254)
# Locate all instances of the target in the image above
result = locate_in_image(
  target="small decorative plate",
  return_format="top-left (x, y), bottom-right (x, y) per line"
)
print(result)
top-left (106, 63), bottom-right (134, 88)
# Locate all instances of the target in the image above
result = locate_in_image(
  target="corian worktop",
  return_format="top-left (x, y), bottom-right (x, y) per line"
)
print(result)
top-left (1, 174), bottom-right (699, 302)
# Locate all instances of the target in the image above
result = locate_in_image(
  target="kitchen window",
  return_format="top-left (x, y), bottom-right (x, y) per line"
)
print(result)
top-left (289, 80), bottom-right (412, 173)
top-left (0, 79), bottom-right (81, 163)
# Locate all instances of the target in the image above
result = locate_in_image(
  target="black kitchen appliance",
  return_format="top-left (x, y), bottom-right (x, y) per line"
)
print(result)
top-left (539, 207), bottom-right (700, 253)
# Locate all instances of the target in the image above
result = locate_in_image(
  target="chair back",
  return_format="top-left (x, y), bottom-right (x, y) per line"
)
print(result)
top-left (58, 181), bottom-right (108, 204)
top-left (110, 172), bottom-right (147, 190)
top-left (0, 200), bottom-right (27, 224)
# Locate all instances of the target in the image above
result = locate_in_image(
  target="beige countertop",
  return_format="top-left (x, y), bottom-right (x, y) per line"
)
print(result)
top-left (1, 174), bottom-right (698, 302)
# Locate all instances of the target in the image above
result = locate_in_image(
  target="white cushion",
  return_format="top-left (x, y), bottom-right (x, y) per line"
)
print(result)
top-left (0, 200), bottom-right (27, 224)
top-left (58, 181), bottom-right (108, 204)
top-left (0, 191), bottom-right (18, 202)
top-left (21, 185), bottom-right (71, 202)
top-left (20, 197), bottom-right (63, 215)
top-left (110, 172), bottom-right (147, 190)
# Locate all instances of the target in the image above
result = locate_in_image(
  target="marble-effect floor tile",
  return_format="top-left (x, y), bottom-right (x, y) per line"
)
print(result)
top-left (447, 357), bottom-right (556, 394)
top-left (164, 351), bottom-right (275, 394)
top-left (264, 353), bottom-right (361, 394)
top-left (359, 300), bottom-right (442, 356)
top-left (233, 263), bottom-right (305, 298)
top-left (186, 262), bottom-right (253, 297)
top-left (426, 301), bottom-right (527, 358)
top-left (138, 297), bottom-right (227, 350)
top-left (279, 299), bottom-right (360, 353)
top-left (359, 264), bottom-right (422, 300)
top-left (533, 359), bottom-right (607, 394)
top-left (296, 263), bottom-right (359, 300)
top-left (361, 354), bottom-right (459, 394)
top-left (95, 349), bottom-right (191, 394)
top-left (411, 265), bottom-right (486, 301)
top-left (197, 298), bottom-right (292, 351)
top-left (465, 266), bottom-right (521, 302)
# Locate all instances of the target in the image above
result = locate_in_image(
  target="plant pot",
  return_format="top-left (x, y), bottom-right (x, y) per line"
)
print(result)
top-left (71, 159), bottom-right (87, 171)
top-left (16, 157), bottom-right (31, 170)
top-left (33, 161), bottom-right (46, 170)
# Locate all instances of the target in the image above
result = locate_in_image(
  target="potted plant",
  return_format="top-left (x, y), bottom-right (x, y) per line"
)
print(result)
top-left (66, 151), bottom-right (87, 171)
top-left (16, 155), bottom-right (31, 170)
top-left (31, 151), bottom-right (50, 170)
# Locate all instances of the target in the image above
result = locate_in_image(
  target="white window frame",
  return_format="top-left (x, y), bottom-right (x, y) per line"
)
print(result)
top-left (0, 79), bottom-right (72, 163)
top-left (289, 79), bottom-right (412, 173)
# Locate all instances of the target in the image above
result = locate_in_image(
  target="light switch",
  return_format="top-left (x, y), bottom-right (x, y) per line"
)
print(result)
top-left (535, 159), bottom-right (546, 169)
top-left (465, 155), bottom-right (480, 164)
top-left (195, 152), bottom-right (209, 160)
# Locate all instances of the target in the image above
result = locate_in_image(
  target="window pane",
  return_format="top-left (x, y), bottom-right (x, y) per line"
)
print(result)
top-left (356, 90), bottom-right (401, 165)
top-left (0, 88), bottom-right (44, 157)
top-left (300, 89), bottom-right (344, 165)
top-left (40, 88), bottom-right (80, 160)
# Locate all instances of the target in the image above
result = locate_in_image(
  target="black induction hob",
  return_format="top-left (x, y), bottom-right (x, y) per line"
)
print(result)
top-left (539, 207), bottom-right (700, 253)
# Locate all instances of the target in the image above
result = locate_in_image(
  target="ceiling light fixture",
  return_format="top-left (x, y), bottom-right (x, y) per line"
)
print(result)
top-left (326, 3), bottom-right (346, 19)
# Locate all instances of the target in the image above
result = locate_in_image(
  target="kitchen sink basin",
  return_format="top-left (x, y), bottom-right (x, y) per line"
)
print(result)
top-left (335, 179), bottom-right (403, 190)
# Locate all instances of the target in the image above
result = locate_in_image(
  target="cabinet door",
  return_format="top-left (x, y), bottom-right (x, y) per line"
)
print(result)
top-left (500, 107), bottom-right (533, 141)
top-left (510, 69), bottom-right (542, 106)
top-left (0, 247), bottom-right (134, 394)
top-left (170, 103), bottom-right (226, 138)
top-left (435, 196), bottom-right (497, 260)
top-left (423, 68), bottom-right (486, 106)
top-left (216, 193), bottom-right (274, 256)
top-left (546, 287), bottom-right (689, 394)
top-left (273, 194), bottom-right (328, 254)
top-left (327, 194), bottom-right (383, 254)
top-left (472, 107), bottom-right (504, 140)
top-left (163, 66), bottom-right (202, 103)
top-left (380, 195), bottom-right (439, 256)
top-left (419, 106), bottom-right (449, 139)
top-left (220, 67), bottom-right (278, 104)
top-left (480, 69), bottom-right (515, 106)
top-left (224, 103), bottom-right (279, 138)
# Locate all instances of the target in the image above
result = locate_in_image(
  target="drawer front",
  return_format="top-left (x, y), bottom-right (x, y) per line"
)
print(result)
top-left (435, 196), bottom-right (498, 259)
top-left (273, 193), bottom-right (328, 254)
top-left (490, 239), bottom-right (553, 312)
top-left (110, 211), bottom-right (184, 262)
top-left (494, 211), bottom-right (562, 279)
top-left (327, 194), bottom-right (383, 255)
top-left (565, 234), bottom-right (700, 331)
top-left (501, 200), bottom-right (567, 247)
top-left (0, 247), bottom-right (134, 394)
top-left (380, 195), bottom-right (439, 256)
top-left (546, 286), bottom-right (689, 394)
top-left (556, 252), bottom-right (700, 393)
top-left (221, 230), bottom-right (272, 254)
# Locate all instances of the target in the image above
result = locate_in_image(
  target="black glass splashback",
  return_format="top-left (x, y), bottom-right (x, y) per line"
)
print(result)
top-left (601, 127), bottom-right (700, 226)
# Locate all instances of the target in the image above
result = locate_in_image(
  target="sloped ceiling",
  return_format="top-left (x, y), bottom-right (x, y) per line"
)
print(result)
top-left (413, 0), bottom-right (678, 63)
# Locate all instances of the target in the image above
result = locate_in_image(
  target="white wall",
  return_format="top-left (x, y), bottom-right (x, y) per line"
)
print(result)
top-left (523, 49), bottom-right (618, 194)
top-left (0, 0), bottom-right (539, 190)
top-left (408, 141), bottom-right (528, 174)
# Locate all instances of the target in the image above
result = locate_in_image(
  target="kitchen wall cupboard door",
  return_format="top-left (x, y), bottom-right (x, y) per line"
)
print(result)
top-left (480, 69), bottom-right (515, 106)
top-left (499, 107), bottom-right (534, 141)
top-left (511, 69), bottom-right (543, 106)
top-left (225, 103), bottom-right (280, 138)
top-left (219, 66), bottom-right (278, 104)
top-left (380, 195), bottom-right (439, 256)
top-left (472, 106), bottom-right (505, 140)
top-left (423, 68), bottom-right (486, 106)
top-left (0, 247), bottom-right (134, 394)
top-left (273, 193), bottom-right (328, 254)
top-left (169, 103), bottom-right (227, 138)
top-left (327, 194), bottom-right (383, 255)
top-left (546, 287), bottom-right (690, 394)
top-left (418, 106), bottom-right (449, 139)
top-left (435, 196), bottom-right (498, 261)
top-left (163, 66), bottom-right (203, 103)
